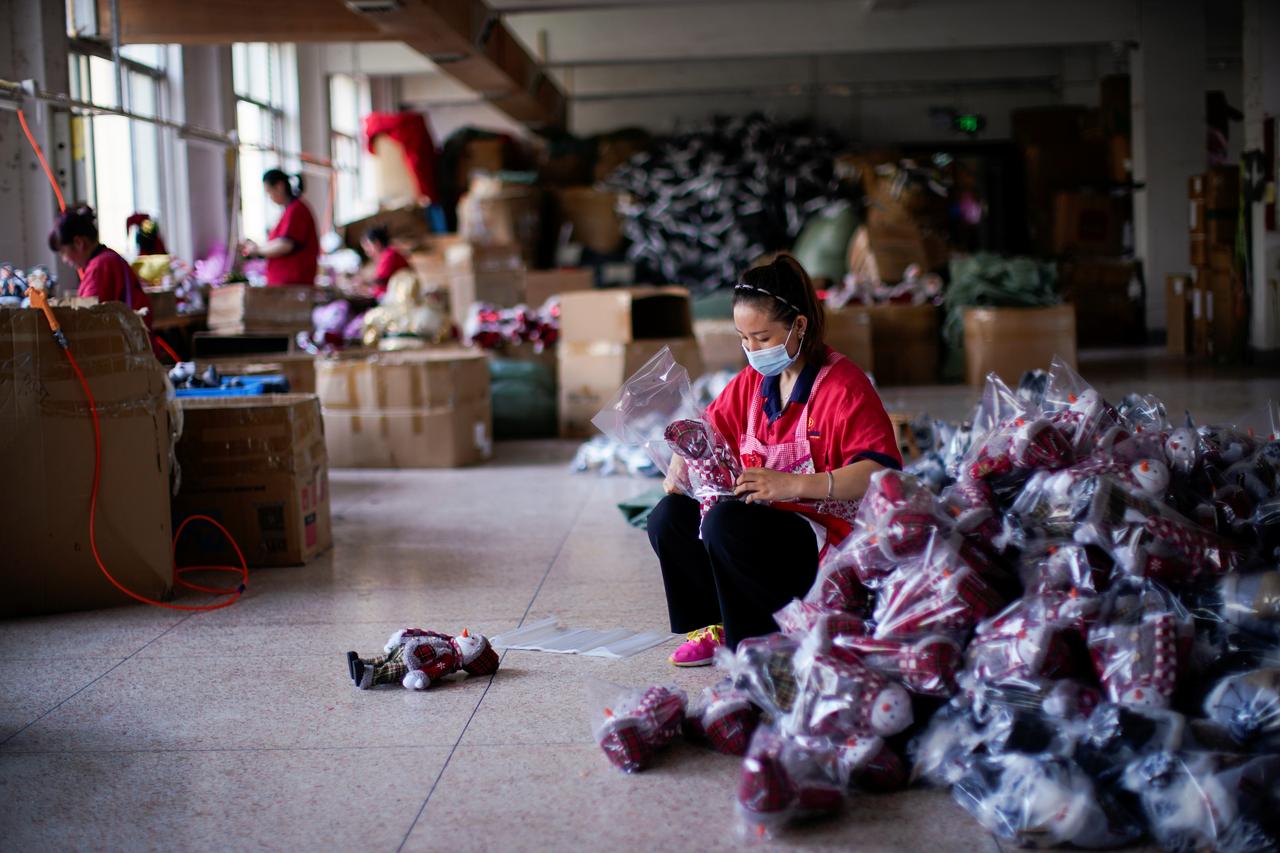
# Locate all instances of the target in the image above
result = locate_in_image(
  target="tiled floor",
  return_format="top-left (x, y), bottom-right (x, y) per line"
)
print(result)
top-left (1, 353), bottom-right (1273, 851)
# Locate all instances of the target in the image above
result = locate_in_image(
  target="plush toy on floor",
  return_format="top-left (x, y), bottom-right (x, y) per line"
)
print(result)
top-left (347, 628), bottom-right (499, 690)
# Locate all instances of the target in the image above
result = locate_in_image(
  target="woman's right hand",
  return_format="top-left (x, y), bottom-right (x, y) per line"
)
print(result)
top-left (663, 455), bottom-right (687, 496)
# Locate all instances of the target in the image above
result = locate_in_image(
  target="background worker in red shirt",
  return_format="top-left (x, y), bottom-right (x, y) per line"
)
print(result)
top-left (647, 254), bottom-right (902, 667)
top-left (48, 205), bottom-right (152, 327)
top-left (241, 169), bottom-right (319, 286)
top-left (360, 225), bottom-right (409, 300)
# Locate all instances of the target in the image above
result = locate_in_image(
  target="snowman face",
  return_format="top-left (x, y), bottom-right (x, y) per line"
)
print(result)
top-left (454, 633), bottom-right (487, 663)
top-left (1165, 429), bottom-right (1199, 472)
top-left (1119, 683), bottom-right (1167, 710)
top-left (870, 684), bottom-right (912, 736)
top-left (1131, 458), bottom-right (1171, 496)
top-left (1069, 389), bottom-right (1101, 415)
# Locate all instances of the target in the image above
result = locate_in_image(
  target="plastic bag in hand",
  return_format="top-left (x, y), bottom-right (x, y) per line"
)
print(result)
top-left (1087, 580), bottom-right (1193, 711)
top-left (591, 346), bottom-right (703, 479)
top-left (589, 680), bottom-right (688, 773)
top-left (684, 680), bottom-right (761, 756)
top-left (1121, 751), bottom-right (1280, 853)
top-left (871, 532), bottom-right (1007, 641)
top-left (737, 726), bottom-right (846, 840)
top-left (954, 753), bottom-right (1143, 849)
top-left (664, 417), bottom-right (741, 523)
top-left (1204, 668), bottom-right (1280, 749)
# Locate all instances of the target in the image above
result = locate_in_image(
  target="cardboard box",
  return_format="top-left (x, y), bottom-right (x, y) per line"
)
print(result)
top-left (856, 303), bottom-right (939, 386)
top-left (824, 306), bottom-right (874, 373)
top-left (559, 337), bottom-right (703, 438)
top-left (459, 185), bottom-right (543, 268)
top-left (1209, 245), bottom-right (1235, 273)
top-left (694, 318), bottom-right (748, 374)
top-left (1190, 198), bottom-right (1206, 235)
top-left (1165, 274), bottom-right (1192, 355)
top-left (201, 352), bottom-right (318, 394)
top-left (408, 234), bottom-right (464, 287)
top-left (207, 285), bottom-right (315, 334)
top-left (144, 286), bottom-right (178, 323)
top-left (1052, 192), bottom-right (1124, 256)
top-left (1209, 268), bottom-right (1247, 362)
top-left (1059, 259), bottom-right (1144, 348)
top-left (174, 395), bottom-right (332, 567)
top-left (1191, 269), bottom-right (1210, 357)
top-left (559, 286), bottom-right (693, 344)
top-left (2, 303), bottom-right (173, 616)
top-left (317, 349), bottom-right (493, 468)
top-left (341, 205), bottom-right (432, 252)
top-left (445, 241), bottom-right (526, 330)
top-left (851, 221), bottom-right (948, 283)
top-left (524, 268), bottom-right (594, 307)
top-left (963, 305), bottom-right (1078, 386)
top-left (1190, 233), bottom-right (1208, 267)
top-left (556, 187), bottom-right (626, 255)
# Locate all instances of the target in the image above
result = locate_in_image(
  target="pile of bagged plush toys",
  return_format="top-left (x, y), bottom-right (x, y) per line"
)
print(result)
top-left (592, 357), bottom-right (1280, 849)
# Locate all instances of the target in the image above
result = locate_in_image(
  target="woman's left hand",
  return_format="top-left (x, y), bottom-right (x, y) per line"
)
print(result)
top-left (734, 468), bottom-right (802, 503)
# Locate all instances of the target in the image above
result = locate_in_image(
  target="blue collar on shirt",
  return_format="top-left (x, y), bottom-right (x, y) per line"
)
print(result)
top-left (761, 359), bottom-right (820, 424)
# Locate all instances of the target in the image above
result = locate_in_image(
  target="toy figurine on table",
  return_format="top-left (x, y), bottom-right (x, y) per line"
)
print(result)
top-left (347, 628), bottom-right (499, 690)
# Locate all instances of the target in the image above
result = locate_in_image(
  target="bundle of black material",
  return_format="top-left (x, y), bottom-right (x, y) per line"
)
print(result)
top-left (606, 113), bottom-right (848, 291)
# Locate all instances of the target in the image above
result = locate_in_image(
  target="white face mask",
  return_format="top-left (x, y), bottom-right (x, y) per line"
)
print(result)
top-left (742, 322), bottom-right (800, 377)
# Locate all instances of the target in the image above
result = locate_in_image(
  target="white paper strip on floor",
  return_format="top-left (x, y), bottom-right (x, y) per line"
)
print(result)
top-left (490, 618), bottom-right (676, 659)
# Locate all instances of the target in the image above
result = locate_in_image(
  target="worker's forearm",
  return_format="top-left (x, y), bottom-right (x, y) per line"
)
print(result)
top-left (257, 238), bottom-right (296, 258)
top-left (793, 459), bottom-right (884, 501)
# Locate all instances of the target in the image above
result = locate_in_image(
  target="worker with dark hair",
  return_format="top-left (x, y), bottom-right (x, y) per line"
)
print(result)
top-left (646, 253), bottom-right (901, 666)
top-left (361, 224), bottom-right (409, 299)
top-left (241, 168), bottom-right (319, 286)
top-left (48, 205), bottom-right (152, 326)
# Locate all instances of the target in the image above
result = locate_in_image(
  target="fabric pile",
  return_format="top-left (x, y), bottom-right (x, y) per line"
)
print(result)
top-left (462, 298), bottom-right (560, 352)
top-left (597, 357), bottom-right (1280, 848)
top-left (606, 113), bottom-right (848, 291)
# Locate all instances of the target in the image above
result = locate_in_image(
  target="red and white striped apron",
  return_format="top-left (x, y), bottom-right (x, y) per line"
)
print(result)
top-left (737, 350), bottom-right (861, 555)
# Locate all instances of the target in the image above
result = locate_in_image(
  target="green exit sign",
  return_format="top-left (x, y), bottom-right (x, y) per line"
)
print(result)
top-left (953, 114), bottom-right (985, 134)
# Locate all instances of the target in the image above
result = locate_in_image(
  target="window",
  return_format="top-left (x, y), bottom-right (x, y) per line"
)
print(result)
top-left (67, 43), bottom-right (168, 254)
top-left (329, 73), bottom-right (375, 225)
top-left (233, 43), bottom-right (297, 242)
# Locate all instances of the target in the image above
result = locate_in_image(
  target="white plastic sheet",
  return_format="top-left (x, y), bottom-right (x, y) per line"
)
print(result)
top-left (491, 617), bottom-right (675, 660)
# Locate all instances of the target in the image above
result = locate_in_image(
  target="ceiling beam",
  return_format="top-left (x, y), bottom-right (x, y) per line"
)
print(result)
top-left (95, 0), bottom-right (387, 43)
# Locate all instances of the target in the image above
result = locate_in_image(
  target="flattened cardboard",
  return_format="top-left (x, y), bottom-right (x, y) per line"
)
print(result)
top-left (963, 305), bottom-right (1077, 386)
top-left (2, 304), bottom-right (173, 616)
top-left (174, 394), bottom-right (332, 567)
top-left (558, 337), bottom-right (703, 437)
top-left (558, 286), bottom-right (693, 344)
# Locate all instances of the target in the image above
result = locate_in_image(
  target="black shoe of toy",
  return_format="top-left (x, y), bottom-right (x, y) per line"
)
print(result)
top-left (351, 658), bottom-right (366, 688)
top-left (346, 651), bottom-right (359, 681)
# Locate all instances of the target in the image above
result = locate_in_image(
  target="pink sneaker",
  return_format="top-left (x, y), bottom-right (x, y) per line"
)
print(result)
top-left (670, 625), bottom-right (725, 667)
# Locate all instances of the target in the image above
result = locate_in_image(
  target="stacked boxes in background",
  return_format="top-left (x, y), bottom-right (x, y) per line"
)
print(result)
top-left (1187, 166), bottom-right (1243, 361)
top-left (1058, 258), bottom-right (1144, 348)
top-left (1165, 274), bottom-right (1192, 356)
top-left (317, 349), bottom-right (493, 468)
top-left (207, 284), bottom-right (316, 335)
top-left (445, 242), bottom-right (525, 331)
top-left (174, 394), bottom-right (332, 567)
top-left (963, 305), bottom-right (1078, 386)
top-left (3, 304), bottom-right (174, 616)
top-left (558, 287), bottom-right (703, 437)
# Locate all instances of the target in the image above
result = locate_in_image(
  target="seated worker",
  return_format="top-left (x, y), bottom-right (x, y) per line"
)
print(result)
top-left (361, 225), bottom-right (409, 299)
top-left (48, 205), bottom-right (152, 326)
top-left (646, 254), bottom-right (902, 667)
top-left (241, 168), bottom-right (319, 286)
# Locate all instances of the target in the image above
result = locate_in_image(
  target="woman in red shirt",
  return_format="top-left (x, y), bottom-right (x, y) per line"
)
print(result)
top-left (241, 169), bottom-right (319, 286)
top-left (361, 225), bottom-right (409, 299)
top-left (647, 254), bottom-right (902, 666)
top-left (48, 205), bottom-right (152, 326)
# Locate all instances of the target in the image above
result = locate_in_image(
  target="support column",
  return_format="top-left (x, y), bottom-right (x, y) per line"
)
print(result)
top-left (1243, 0), bottom-right (1280, 352)
top-left (171, 45), bottom-right (236, 261)
top-left (0, 0), bottom-right (70, 269)
top-left (1131, 0), bottom-right (1205, 334)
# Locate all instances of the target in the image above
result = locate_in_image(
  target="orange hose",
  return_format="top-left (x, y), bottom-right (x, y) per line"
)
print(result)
top-left (66, 347), bottom-right (249, 611)
top-left (18, 108), bottom-right (67, 213)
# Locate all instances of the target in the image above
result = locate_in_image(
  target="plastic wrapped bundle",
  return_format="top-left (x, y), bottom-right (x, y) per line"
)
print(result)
top-left (1203, 668), bottom-right (1280, 749)
top-left (590, 681), bottom-right (688, 773)
top-left (871, 532), bottom-right (1007, 641)
top-left (785, 646), bottom-right (913, 739)
top-left (737, 726), bottom-right (847, 840)
top-left (684, 680), bottom-right (761, 756)
top-left (721, 634), bottom-right (803, 719)
top-left (1087, 580), bottom-right (1194, 711)
top-left (964, 594), bottom-right (1099, 694)
top-left (664, 417), bottom-right (742, 527)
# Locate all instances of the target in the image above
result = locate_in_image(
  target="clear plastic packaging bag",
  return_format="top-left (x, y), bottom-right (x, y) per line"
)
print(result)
top-left (1121, 751), bottom-right (1280, 852)
top-left (871, 532), bottom-right (1007, 641)
top-left (720, 634), bottom-right (803, 719)
top-left (737, 726), bottom-right (847, 840)
top-left (964, 594), bottom-right (1098, 693)
top-left (785, 643), bottom-right (913, 739)
top-left (588, 679), bottom-right (688, 773)
top-left (1041, 357), bottom-right (1127, 457)
top-left (830, 632), bottom-right (964, 697)
top-left (1086, 580), bottom-right (1194, 711)
top-left (1203, 667), bottom-right (1280, 748)
top-left (684, 680), bottom-right (761, 756)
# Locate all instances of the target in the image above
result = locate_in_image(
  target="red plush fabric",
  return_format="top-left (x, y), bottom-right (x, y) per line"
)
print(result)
top-left (364, 112), bottom-right (439, 201)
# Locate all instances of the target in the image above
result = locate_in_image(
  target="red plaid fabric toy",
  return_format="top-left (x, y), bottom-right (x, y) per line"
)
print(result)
top-left (832, 633), bottom-right (964, 697)
top-left (685, 682), bottom-right (761, 756)
top-left (593, 683), bottom-right (688, 772)
top-left (348, 628), bottom-right (499, 690)
top-left (738, 727), bottom-right (846, 838)
top-left (837, 733), bottom-right (908, 792)
top-left (965, 596), bottom-right (1094, 690)
top-left (871, 537), bottom-right (1007, 640)
top-left (1087, 584), bottom-right (1191, 710)
top-left (790, 651), bottom-right (913, 738)
top-left (803, 559), bottom-right (873, 614)
top-left (665, 418), bottom-right (742, 527)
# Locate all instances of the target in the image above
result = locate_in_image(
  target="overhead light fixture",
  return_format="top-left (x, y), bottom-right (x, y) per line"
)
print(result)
top-left (345, 0), bottom-right (401, 13)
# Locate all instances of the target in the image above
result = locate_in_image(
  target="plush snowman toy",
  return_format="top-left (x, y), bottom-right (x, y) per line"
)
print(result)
top-left (1130, 458), bottom-right (1171, 497)
top-left (347, 628), bottom-right (499, 690)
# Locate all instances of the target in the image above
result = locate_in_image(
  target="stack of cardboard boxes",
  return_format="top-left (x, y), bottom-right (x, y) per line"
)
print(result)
top-left (206, 284), bottom-right (316, 336)
top-left (558, 287), bottom-right (703, 437)
top-left (316, 349), bottom-right (493, 468)
top-left (845, 159), bottom-right (949, 283)
top-left (1182, 167), bottom-right (1244, 362)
